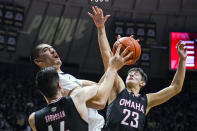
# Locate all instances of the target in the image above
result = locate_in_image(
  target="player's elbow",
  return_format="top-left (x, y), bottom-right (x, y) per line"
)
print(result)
top-left (98, 103), bottom-right (106, 110)
top-left (174, 85), bottom-right (183, 94)
top-left (176, 87), bottom-right (182, 94)
top-left (96, 99), bottom-right (107, 110)
top-left (87, 98), bottom-right (107, 110)
top-left (100, 100), bottom-right (107, 109)
top-left (95, 93), bottom-right (108, 109)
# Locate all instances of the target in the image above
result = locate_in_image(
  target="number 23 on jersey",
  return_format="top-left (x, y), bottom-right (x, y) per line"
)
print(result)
top-left (121, 109), bottom-right (139, 128)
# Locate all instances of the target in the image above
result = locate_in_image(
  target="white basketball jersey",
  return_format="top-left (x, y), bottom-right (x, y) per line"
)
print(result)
top-left (58, 72), bottom-right (104, 131)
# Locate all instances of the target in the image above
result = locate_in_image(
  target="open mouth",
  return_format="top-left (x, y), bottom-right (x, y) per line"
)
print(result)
top-left (129, 77), bottom-right (134, 80)
top-left (53, 53), bottom-right (59, 59)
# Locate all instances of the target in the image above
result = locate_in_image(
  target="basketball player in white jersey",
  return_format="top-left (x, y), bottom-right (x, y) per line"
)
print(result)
top-left (31, 43), bottom-right (133, 131)
top-left (29, 44), bottom-right (131, 131)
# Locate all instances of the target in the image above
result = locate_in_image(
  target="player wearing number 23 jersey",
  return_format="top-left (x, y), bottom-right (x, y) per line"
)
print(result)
top-left (89, 5), bottom-right (187, 131)
top-left (103, 88), bottom-right (147, 131)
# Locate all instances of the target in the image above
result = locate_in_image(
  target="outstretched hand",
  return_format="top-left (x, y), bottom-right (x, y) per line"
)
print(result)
top-left (109, 44), bottom-right (133, 71)
top-left (177, 40), bottom-right (187, 60)
top-left (88, 6), bottom-right (110, 28)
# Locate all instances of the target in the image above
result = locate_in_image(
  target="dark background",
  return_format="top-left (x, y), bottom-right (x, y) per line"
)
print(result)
top-left (0, 0), bottom-right (197, 130)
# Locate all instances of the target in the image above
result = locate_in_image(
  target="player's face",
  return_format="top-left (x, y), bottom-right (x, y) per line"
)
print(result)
top-left (36, 44), bottom-right (62, 68)
top-left (126, 71), bottom-right (143, 87)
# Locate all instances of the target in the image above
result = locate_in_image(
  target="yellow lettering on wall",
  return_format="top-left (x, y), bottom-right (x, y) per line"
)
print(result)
top-left (28, 15), bottom-right (89, 46)
top-left (75, 19), bottom-right (89, 39)
top-left (54, 18), bottom-right (71, 46)
top-left (65, 18), bottom-right (77, 42)
top-left (27, 15), bottom-right (42, 33)
top-left (44, 17), bottom-right (59, 43)
top-left (38, 16), bottom-right (53, 42)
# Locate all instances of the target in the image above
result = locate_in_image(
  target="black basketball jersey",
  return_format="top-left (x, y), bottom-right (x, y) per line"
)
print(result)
top-left (35, 97), bottom-right (88, 131)
top-left (104, 88), bottom-right (147, 131)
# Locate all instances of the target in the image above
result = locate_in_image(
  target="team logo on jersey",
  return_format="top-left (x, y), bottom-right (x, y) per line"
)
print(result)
top-left (51, 107), bottom-right (57, 112)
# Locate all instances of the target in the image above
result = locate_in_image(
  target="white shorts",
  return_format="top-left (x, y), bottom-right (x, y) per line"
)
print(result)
top-left (88, 108), bottom-right (105, 131)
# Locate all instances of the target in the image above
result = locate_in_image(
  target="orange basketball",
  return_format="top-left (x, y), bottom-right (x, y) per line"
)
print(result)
top-left (112, 36), bottom-right (141, 65)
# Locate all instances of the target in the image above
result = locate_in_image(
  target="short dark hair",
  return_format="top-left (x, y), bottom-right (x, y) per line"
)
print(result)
top-left (30, 44), bottom-right (43, 65)
top-left (35, 67), bottom-right (59, 98)
top-left (128, 67), bottom-right (148, 83)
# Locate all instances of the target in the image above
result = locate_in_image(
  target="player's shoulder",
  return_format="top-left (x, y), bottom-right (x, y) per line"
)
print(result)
top-left (29, 112), bottom-right (37, 131)
top-left (58, 72), bottom-right (73, 77)
top-left (29, 112), bottom-right (35, 120)
top-left (140, 93), bottom-right (147, 100)
top-left (58, 96), bottom-right (74, 107)
top-left (33, 106), bottom-right (52, 119)
top-left (118, 88), bottom-right (129, 96)
top-left (59, 73), bottom-right (77, 80)
top-left (28, 112), bottom-right (35, 126)
top-left (61, 96), bottom-right (73, 103)
top-left (137, 93), bottom-right (148, 103)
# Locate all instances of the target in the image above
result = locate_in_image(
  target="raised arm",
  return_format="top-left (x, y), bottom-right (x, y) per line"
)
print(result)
top-left (72, 45), bottom-right (131, 117)
top-left (88, 6), bottom-right (111, 70)
top-left (71, 68), bottom-right (115, 110)
top-left (146, 40), bottom-right (187, 114)
top-left (87, 45), bottom-right (132, 108)
top-left (88, 6), bottom-right (126, 104)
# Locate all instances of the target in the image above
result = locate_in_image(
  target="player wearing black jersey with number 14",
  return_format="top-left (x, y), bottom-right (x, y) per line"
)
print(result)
top-left (28, 44), bottom-right (133, 131)
top-left (88, 6), bottom-right (187, 131)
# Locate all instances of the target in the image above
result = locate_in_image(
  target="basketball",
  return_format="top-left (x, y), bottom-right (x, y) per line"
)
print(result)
top-left (112, 36), bottom-right (141, 65)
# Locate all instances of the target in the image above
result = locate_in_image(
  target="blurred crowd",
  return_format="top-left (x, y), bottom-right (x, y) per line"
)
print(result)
top-left (144, 92), bottom-right (197, 131)
top-left (0, 63), bottom-right (196, 131)
top-left (0, 73), bottom-right (45, 131)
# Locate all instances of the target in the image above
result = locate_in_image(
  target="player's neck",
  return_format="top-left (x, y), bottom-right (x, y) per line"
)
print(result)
top-left (46, 93), bottom-right (62, 104)
top-left (127, 86), bottom-right (140, 96)
top-left (54, 66), bottom-right (62, 72)
top-left (56, 68), bottom-right (62, 72)
top-left (40, 66), bottom-right (62, 72)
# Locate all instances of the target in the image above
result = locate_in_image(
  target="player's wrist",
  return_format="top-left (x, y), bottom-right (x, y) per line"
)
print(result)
top-left (108, 66), bottom-right (118, 72)
top-left (97, 26), bottom-right (105, 30)
top-left (179, 57), bottom-right (186, 62)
